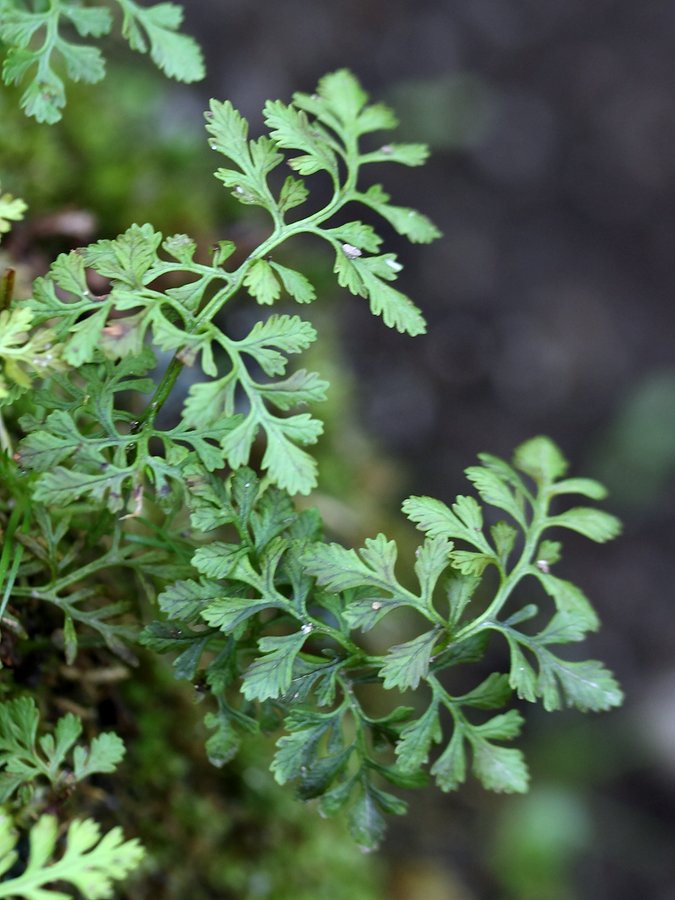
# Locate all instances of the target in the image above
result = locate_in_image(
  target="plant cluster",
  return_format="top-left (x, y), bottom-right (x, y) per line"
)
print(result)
top-left (0, 698), bottom-right (142, 897)
top-left (0, 11), bottom-right (623, 896)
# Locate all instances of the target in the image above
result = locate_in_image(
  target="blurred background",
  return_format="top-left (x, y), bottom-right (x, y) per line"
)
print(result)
top-left (3, 0), bottom-right (675, 897)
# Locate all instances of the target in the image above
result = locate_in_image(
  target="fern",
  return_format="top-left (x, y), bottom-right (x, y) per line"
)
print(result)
top-left (0, 697), bottom-right (125, 803)
top-left (0, 0), bottom-right (204, 123)
top-left (0, 812), bottom-right (144, 899)
top-left (0, 700), bottom-right (142, 897)
top-left (0, 309), bottom-right (64, 403)
top-left (0, 182), bottom-right (26, 238)
top-left (1, 70), bottom-right (622, 860)
top-left (15, 70), bottom-right (439, 501)
top-left (142, 437), bottom-right (621, 848)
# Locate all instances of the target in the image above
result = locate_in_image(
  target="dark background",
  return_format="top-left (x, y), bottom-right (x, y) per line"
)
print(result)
top-left (174, 2), bottom-right (675, 897)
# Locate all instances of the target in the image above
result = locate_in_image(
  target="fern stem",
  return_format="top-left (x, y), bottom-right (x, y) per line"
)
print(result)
top-left (453, 488), bottom-right (551, 640)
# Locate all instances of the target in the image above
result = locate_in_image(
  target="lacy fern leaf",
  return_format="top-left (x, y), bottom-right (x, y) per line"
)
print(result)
top-left (0, 812), bottom-right (144, 899)
top-left (0, 0), bottom-right (204, 122)
top-left (141, 436), bottom-right (621, 847)
top-left (0, 697), bottom-right (125, 802)
top-left (1, 69), bottom-right (622, 858)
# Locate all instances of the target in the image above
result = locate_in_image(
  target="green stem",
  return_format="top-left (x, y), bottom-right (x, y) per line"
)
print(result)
top-left (453, 485), bottom-right (551, 641)
top-left (0, 499), bottom-right (28, 622)
top-left (308, 617), bottom-right (362, 656)
top-left (47, 545), bottom-right (134, 592)
top-left (131, 146), bottom-right (362, 434)
top-left (428, 674), bottom-right (467, 729)
top-left (129, 356), bottom-right (184, 434)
